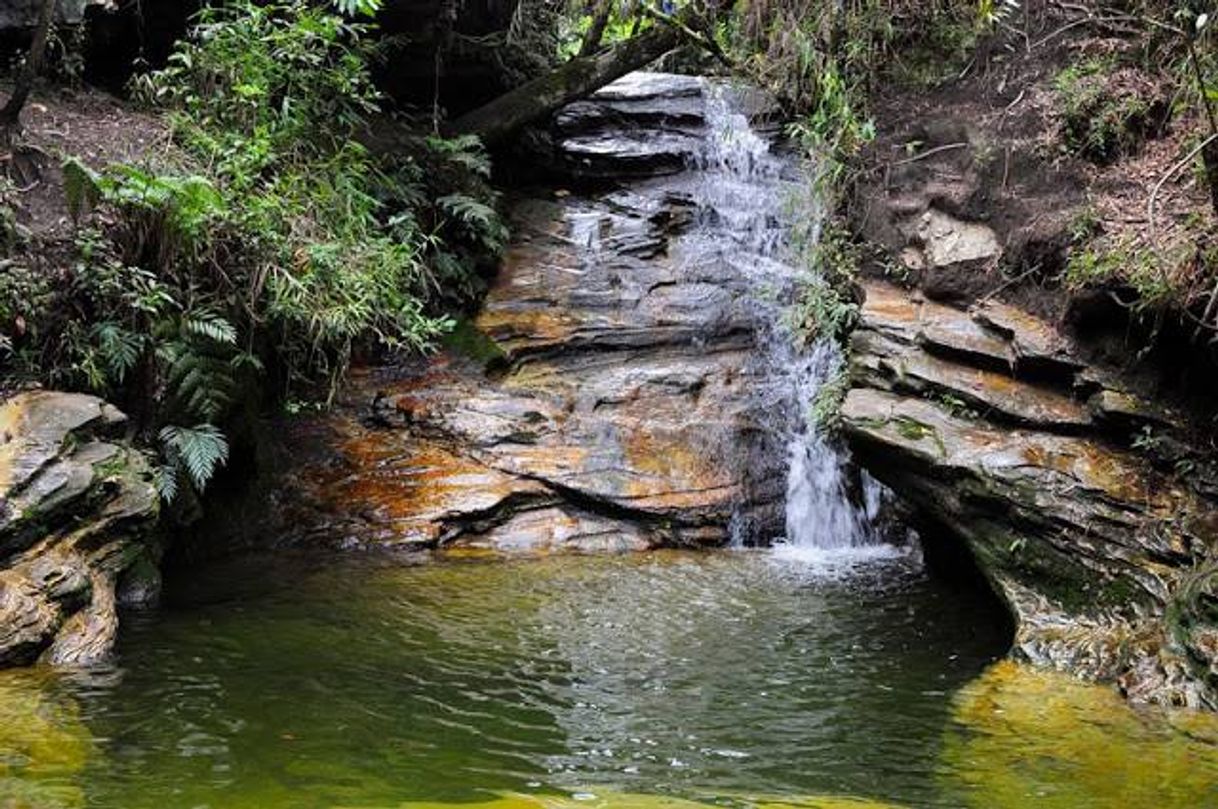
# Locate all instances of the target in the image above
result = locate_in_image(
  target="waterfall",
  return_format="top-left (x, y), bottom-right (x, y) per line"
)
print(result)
top-left (691, 82), bottom-right (886, 555)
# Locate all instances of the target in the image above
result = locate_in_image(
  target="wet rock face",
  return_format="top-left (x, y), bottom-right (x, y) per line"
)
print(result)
top-left (0, 392), bottom-right (158, 668)
top-left (548, 72), bottom-right (779, 180)
top-left (843, 281), bottom-right (1218, 708)
top-left (282, 74), bottom-right (792, 555)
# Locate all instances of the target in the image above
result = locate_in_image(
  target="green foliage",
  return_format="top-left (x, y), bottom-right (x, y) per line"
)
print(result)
top-left (787, 222), bottom-right (862, 344)
top-left (786, 64), bottom-right (876, 190)
top-left (0, 177), bottom-right (26, 252)
top-left (158, 424), bottom-right (230, 496)
top-left (809, 365), bottom-right (850, 432)
top-left (975, 0), bottom-right (1020, 33)
top-left (127, 0), bottom-right (502, 394)
top-left (1054, 59), bottom-right (1161, 163)
top-left (1063, 237), bottom-right (1177, 306)
top-left (330, 0), bottom-right (382, 16)
top-left (557, 7), bottom-right (645, 59)
top-left (1067, 203), bottom-right (1102, 244)
top-left (11, 0), bottom-right (502, 501)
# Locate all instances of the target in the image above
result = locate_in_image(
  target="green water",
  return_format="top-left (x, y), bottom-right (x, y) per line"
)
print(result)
top-left (2, 549), bottom-right (1217, 809)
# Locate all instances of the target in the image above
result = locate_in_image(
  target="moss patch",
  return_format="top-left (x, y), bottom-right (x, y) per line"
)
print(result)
top-left (442, 318), bottom-right (509, 369)
top-left (1054, 60), bottom-right (1167, 165)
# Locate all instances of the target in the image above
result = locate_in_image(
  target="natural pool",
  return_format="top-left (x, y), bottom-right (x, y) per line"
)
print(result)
top-left (1, 549), bottom-right (1216, 809)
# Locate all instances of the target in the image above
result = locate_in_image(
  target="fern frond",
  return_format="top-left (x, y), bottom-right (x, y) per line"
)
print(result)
top-left (159, 424), bottom-right (229, 492)
top-left (330, 0), bottom-right (382, 17)
top-left (184, 311), bottom-right (238, 345)
top-left (437, 194), bottom-right (505, 248)
top-left (153, 463), bottom-right (180, 503)
top-left (90, 323), bottom-right (144, 385)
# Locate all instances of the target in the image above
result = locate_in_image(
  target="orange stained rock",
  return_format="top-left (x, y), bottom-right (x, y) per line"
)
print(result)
top-left (860, 283), bottom-right (922, 328)
top-left (307, 434), bottom-right (545, 542)
top-left (621, 427), bottom-right (735, 509)
top-left (476, 307), bottom-right (582, 348)
top-left (974, 298), bottom-right (1073, 358)
top-left (1018, 439), bottom-right (1176, 509)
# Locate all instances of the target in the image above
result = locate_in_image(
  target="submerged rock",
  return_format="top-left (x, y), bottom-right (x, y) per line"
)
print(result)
top-left (0, 670), bottom-right (90, 808)
top-left (0, 391), bottom-right (158, 668)
top-left (942, 660), bottom-right (1218, 807)
top-left (395, 792), bottom-right (907, 809)
top-left (843, 281), bottom-right (1218, 708)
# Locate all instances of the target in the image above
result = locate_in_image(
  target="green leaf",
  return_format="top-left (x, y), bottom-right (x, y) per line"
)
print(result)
top-left (184, 311), bottom-right (238, 345)
top-left (159, 424), bottom-right (230, 492)
top-left (330, 0), bottom-right (381, 17)
top-left (90, 323), bottom-right (143, 385)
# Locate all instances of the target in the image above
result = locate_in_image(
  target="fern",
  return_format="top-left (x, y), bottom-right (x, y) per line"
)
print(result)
top-left (165, 348), bottom-right (236, 421)
top-left (437, 194), bottom-right (507, 252)
top-left (159, 424), bottom-right (230, 493)
top-left (91, 322), bottom-right (144, 384)
top-left (427, 135), bottom-right (493, 178)
top-left (159, 311), bottom-right (242, 421)
top-left (330, 0), bottom-right (381, 17)
top-left (184, 310), bottom-right (238, 345)
top-left (153, 463), bottom-right (180, 503)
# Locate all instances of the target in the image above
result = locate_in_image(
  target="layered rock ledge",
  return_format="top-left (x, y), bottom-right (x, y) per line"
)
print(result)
top-left (280, 74), bottom-right (789, 555)
top-left (0, 391), bottom-right (159, 667)
top-left (843, 281), bottom-right (1218, 707)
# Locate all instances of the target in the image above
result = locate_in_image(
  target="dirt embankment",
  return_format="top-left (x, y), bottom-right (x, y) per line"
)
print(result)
top-left (848, 12), bottom-right (1218, 436)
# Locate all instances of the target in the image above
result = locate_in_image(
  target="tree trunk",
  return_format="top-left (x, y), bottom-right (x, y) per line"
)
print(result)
top-left (579, 0), bottom-right (616, 57)
top-left (1, 0), bottom-right (57, 147)
top-left (451, 23), bottom-right (680, 145)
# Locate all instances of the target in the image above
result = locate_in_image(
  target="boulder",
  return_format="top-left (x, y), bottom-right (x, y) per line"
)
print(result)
top-left (0, 391), bottom-right (158, 668)
top-left (844, 281), bottom-right (1218, 708)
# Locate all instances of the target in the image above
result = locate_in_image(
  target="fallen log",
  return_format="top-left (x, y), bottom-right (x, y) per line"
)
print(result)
top-left (450, 23), bottom-right (680, 145)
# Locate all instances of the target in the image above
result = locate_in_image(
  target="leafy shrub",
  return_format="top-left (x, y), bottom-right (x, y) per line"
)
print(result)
top-left (8, 0), bottom-right (504, 500)
top-left (1055, 59), bottom-right (1166, 164)
top-left (1063, 237), bottom-right (1177, 307)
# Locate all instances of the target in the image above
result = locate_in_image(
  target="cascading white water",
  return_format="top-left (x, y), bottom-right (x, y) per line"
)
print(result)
top-left (691, 82), bottom-right (885, 554)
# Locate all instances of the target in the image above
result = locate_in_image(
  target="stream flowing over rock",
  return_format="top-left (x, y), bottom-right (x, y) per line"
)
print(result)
top-left (843, 281), bottom-right (1218, 708)
top-left (0, 391), bottom-right (159, 667)
top-left (281, 73), bottom-right (875, 555)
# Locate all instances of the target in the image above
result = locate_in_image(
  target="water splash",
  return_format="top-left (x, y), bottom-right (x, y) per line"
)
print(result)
top-left (690, 82), bottom-right (884, 555)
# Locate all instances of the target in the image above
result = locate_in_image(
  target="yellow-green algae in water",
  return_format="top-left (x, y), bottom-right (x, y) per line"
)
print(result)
top-left (396, 791), bottom-right (907, 809)
top-left (0, 670), bottom-right (91, 809)
top-left (2, 554), bottom-right (1216, 808)
top-left (941, 660), bottom-right (1218, 807)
